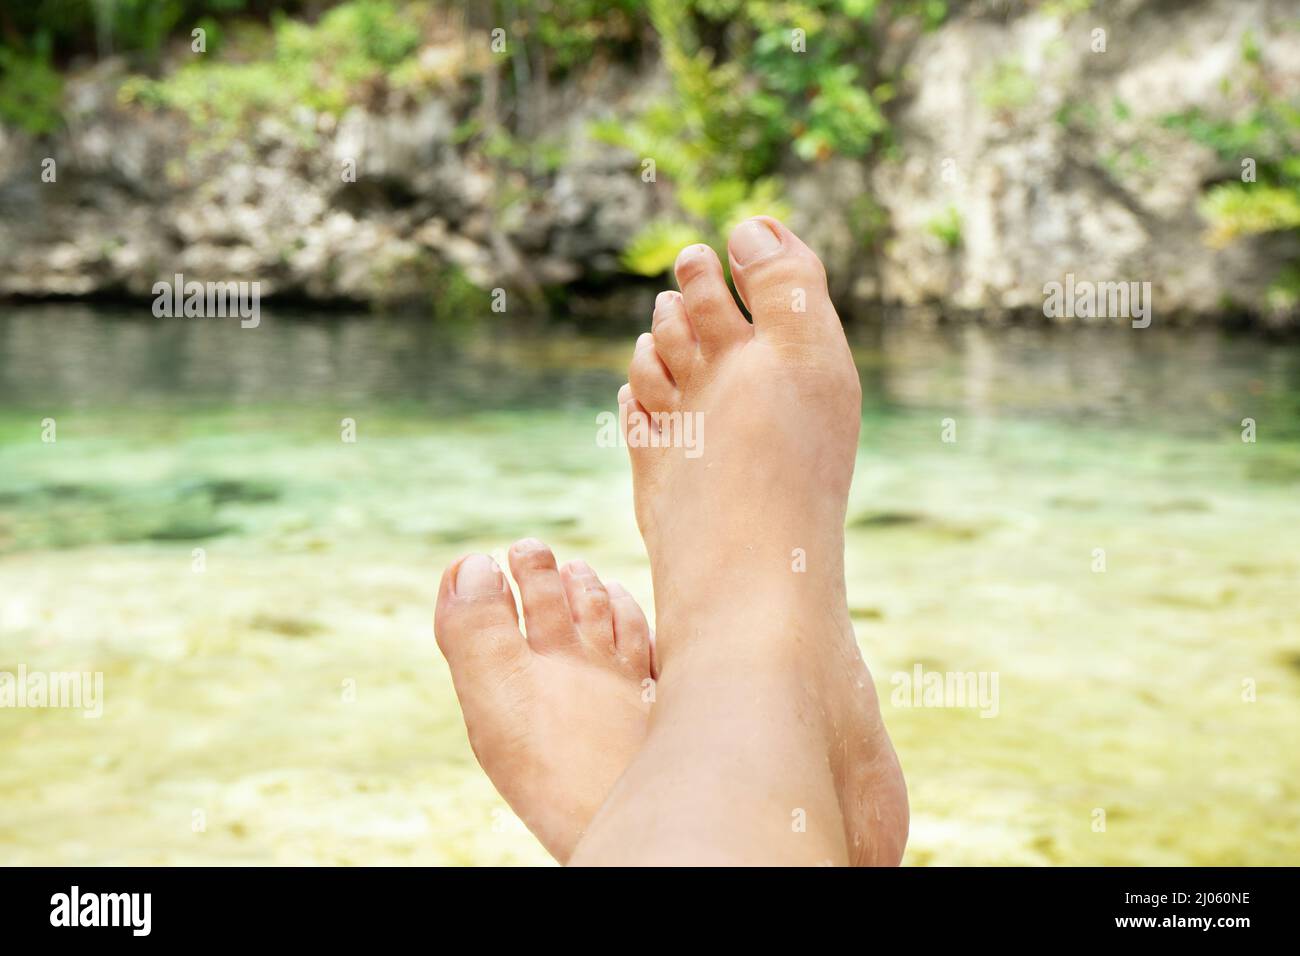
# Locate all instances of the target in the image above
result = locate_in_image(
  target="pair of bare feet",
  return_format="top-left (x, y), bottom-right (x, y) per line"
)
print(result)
top-left (434, 217), bottom-right (908, 865)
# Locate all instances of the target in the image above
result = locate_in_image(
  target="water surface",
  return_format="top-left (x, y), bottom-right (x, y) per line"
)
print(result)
top-left (1, 305), bottom-right (1297, 864)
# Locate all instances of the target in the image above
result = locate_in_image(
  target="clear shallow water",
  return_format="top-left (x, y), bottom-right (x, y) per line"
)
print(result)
top-left (1, 305), bottom-right (1298, 865)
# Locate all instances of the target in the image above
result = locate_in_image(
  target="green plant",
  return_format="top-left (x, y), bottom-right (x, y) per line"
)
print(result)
top-left (120, 1), bottom-right (429, 145)
top-left (0, 41), bottom-right (64, 135)
top-left (620, 221), bottom-right (713, 277)
top-left (427, 262), bottom-right (489, 321)
top-left (926, 205), bottom-right (963, 251)
top-left (1162, 28), bottom-right (1300, 304)
top-left (979, 58), bottom-right (1036, 116)
top-left (1267, 263), bottom-right (1300, 314)
top-left (1197, 184), bottom-right (1300, 246)
top-left (1041, 0), bottom-right (1093, 18)
top-left (599, 0), bottom-right (936, 276)
top-left (526, 0), bottom-right (646, 73)
top-left (0, 0), bottom-right (264, 74)
top-left (482, 127), bottom-right (568, 176)
top-left (1054, 98), bottom-right (1100, 130)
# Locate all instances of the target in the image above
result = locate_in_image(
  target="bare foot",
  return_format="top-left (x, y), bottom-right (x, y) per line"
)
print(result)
top-left (434, 539), bottom-right (653, 862)
top-left (615, 216), bottom-right (908, 864)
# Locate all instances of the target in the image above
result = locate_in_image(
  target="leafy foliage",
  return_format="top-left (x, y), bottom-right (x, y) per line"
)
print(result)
top-left (599, 0), bottom-right (943, 275)
top-left (0, 43), bottom-right (64, 135)
top-left (621, 220), bottom-right (704, 276)
top-left (1162, 31), bottom-right (1300, 308)
top-left (1197, 185), bottom-right (1300, 245)
top-left (926, 205), bottom-right (963, 251)
top-left (516, 0), bottom-right (646, 73)
top-left (119, 1), bottom-right (427, 142)
top-left (0, 0), bottom-right (953, 286)
top-left (0, 1), bottom-right (286, 64)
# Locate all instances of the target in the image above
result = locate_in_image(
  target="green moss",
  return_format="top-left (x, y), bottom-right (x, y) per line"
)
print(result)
top-left (978, 58), bottom-right (1036, 116)
top-left (427, 262), bottom-right (488, 321)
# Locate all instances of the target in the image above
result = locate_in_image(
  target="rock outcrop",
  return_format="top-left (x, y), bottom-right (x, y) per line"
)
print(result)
top-left (861, 0), bottom-right (1300, 326)
top-left (0, 55), bottom-right (660, 309)
top-left (1, 0), bottom-right (1295, 325)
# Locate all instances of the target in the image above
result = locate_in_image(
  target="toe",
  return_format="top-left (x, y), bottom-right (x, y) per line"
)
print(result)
top-left (607, 580), bottom-right (652, 678)
top-left (435, 553), bottom-right (528, 670)
top-left (621, 395), bottom-right (659, 463)
top-left (651, 291), bottom-right (697, 382)
top-left (507, 538), bottom-right (581, 653)
top-left (560, 560), bottom-right (615, 652)
top-left (726, 216), bottom-right (835, 342)
top-left (628, 331), bottom-right (678, 412)
top-left (674, 243), bottom-right (751, 354)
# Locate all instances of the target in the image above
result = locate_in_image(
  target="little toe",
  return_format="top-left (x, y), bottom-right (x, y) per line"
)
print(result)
top-left (621, 394), bottom-right (660, 465)
top-left (607, 580), bottom-right (652, 679)
top-left (628, 331), bottom-right (678, 413)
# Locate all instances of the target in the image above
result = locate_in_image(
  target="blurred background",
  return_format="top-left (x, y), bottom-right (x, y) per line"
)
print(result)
top-left (1, 0), bottom-right (1298, 865)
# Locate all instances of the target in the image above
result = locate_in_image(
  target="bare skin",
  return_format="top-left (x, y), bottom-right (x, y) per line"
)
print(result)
top-left (434, 539), bottom-right (653, 863)
top-left (570, 217), bottom-right (908, 865)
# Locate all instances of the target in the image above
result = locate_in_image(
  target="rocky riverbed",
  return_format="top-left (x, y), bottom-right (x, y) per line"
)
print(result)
top-left (2, 307), bottom-right (1298, 864)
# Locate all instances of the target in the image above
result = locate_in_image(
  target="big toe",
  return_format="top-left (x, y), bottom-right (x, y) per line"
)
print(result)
top-left (727, 217), bottom-right (838, 344)
top-left (435, 553), bottom-right (527, 673)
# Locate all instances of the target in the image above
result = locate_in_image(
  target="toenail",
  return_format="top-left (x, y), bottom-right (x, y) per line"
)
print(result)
top-left (455, 554), bottom-right (502, 596)
top-left (606, 581), bottom-right (630, 598)
top-left (654, 291), bottom-right (677, 311)
top-left (512, 537), bottom-right (547, 554)
top-left (731, 219), bottom-right (781, 264)
top-left (566, 559), bottom-right (595, 577)
top-left (676, 244), bottom-right (709, 265)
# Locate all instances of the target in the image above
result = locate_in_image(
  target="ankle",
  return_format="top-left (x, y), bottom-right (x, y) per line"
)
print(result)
top-left (653, 596), bottom-right (855, 688)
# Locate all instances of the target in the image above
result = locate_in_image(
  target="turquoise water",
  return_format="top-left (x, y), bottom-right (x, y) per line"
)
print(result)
top-left (1, 305), bottom-right (1298, 864)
